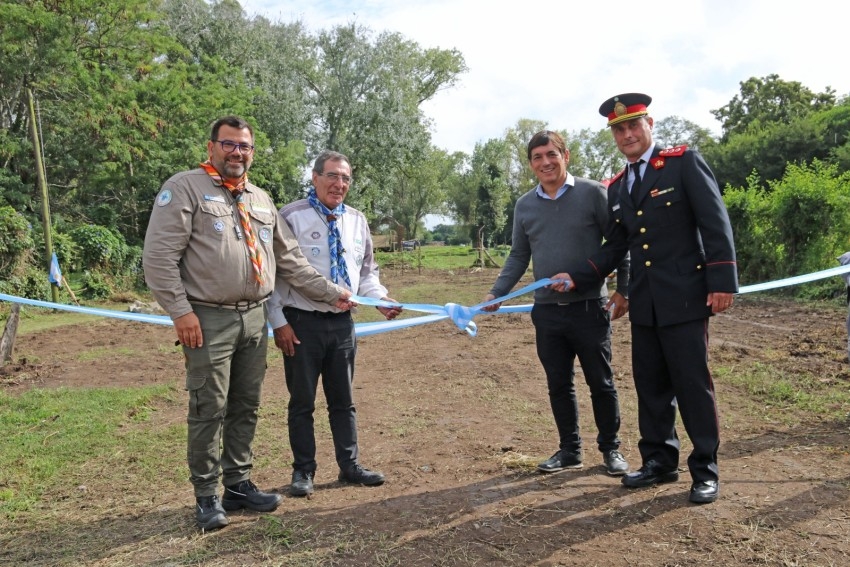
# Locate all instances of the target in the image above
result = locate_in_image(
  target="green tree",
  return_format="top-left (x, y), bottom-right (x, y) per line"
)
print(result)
top-left (567, 127), bottom-right (621, 182)
top-left (297, 23), bottom-right (466, 217)
top-left (468, 139), bottom-right (511, 247)
top-left (711, 74), bottom-right (836, 141)
top-left (653, 116), bottom-right (715, 153)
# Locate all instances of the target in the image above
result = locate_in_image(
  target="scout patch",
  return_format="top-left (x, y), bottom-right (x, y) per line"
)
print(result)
top-left (156, 189), bottom-right (173, 206)
top-left (259, 227), bottom-right (271, 243)
top-left (203, 194), bottom-right (226, 203)
top-left (213, 220), bottom-right (225, 232)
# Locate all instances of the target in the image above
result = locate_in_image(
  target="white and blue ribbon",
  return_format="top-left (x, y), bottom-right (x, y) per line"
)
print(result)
top-left (352, 277), bottom-right (562, 336)
top-left (4, 264), bottom-right (850, 338)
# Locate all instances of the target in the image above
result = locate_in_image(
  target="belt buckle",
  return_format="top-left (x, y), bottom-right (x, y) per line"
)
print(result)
top-left (234, 299), bottom-right (253, 311)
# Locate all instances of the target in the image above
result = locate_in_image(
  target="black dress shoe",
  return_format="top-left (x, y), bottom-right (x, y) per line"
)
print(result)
top-left (689, 480), bottom-right (719, 504)
top-left (222, 479), bottom-right (283, 512)
top-left (537, 451), bottom-right (583, 473)
top-left (290, 469), bottom-right (314, 497)
top-left (338, 464), bottom-right (385, 486)
top-left (621, 460), bottom-right (679, 488)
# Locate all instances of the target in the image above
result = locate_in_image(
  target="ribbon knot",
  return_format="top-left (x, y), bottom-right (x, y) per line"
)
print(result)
top-left (444, 303), bottom-right (477, 335)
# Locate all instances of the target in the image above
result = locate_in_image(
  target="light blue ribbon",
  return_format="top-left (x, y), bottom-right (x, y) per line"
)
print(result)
top-left (4, 264), bottom-right (850, 338)
top-left (352, 277), bottom-right (562, 336)
top-left (737, 265), bottom-right (850, 294)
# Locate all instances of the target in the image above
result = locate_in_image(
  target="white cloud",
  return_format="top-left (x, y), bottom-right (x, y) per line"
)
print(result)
top-left (243, 0), bottom-right (850, 155)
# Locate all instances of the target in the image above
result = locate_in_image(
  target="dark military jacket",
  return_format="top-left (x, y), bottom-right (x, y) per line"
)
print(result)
top-left (572, 145), bottom-right (738, 327)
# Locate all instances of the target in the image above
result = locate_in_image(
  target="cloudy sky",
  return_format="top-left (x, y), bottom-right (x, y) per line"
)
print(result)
top-left (240, 0), bottom-right (849, 157)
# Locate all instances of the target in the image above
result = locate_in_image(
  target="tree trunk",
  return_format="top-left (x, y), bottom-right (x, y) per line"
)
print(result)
top-left (1, 303), bottom-right (21, 363)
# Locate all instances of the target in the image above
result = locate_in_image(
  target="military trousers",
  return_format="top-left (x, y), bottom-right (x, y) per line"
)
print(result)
top-left (183, 303), bottom-right (268, 497)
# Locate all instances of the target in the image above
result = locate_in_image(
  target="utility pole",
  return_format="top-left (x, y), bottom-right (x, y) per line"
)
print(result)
top-left (27, 88), bottom-right (58, 303)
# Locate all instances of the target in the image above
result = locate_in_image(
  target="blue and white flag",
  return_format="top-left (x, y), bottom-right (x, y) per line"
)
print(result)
top-left (48, 252), bottom-right (62, 285)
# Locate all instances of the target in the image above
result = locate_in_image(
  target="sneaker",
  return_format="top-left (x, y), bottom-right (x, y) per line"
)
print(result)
top-left (196, 495), bottom-right (229, 530)
top-left (290, 470), bottom-right (314, 497)
top-left (338, 464), bottom-right (385, 486)
top-left (537, 451), bottom-right (583, 473)
top-left (222, 479), bottom-right (282, 512)
top-left (603, 450), bottom-right (629, 476)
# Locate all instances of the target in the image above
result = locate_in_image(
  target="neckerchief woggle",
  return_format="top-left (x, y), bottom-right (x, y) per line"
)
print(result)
top-left (352, 277), bottom-right (565, 336)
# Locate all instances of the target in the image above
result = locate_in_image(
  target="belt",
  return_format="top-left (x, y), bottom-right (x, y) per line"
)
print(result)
top-left (188, 296), bottom-right (269, 311)
top-left (553, 298), bottom-right (599, 307)
top-left (283, 306), bottom-right (349, 318)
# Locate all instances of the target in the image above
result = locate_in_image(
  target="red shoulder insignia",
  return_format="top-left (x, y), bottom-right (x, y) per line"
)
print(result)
top-left (602, 169), bottom-right (625, 187)
top-left (658, 144), bottom-right (688, 157)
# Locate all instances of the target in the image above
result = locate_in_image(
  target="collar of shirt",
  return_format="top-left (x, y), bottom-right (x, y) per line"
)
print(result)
top-left (535, 172), bottom-right (575, 200)
top-left (627, 143), bottom-right (656, 186)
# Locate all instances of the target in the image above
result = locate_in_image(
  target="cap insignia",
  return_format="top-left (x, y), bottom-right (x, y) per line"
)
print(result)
top-left (614, 102), bottom-right (627, 117)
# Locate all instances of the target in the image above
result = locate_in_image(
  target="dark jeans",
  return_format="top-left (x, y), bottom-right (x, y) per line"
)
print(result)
top-left (283, 308), bottom-right (358, 474)
top-left (531, 299), bottom-right (621, 454)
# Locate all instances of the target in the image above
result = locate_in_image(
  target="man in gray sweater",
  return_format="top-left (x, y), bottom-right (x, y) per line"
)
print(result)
top-left (482, 130), bottom-right (630, 476)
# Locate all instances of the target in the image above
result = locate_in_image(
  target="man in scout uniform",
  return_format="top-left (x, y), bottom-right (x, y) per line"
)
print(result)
top-left (143, 116), bottom-right (352, 530)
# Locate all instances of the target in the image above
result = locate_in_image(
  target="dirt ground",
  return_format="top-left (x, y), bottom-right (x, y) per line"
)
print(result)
top-left (3, 269), bottom-right (850, 566)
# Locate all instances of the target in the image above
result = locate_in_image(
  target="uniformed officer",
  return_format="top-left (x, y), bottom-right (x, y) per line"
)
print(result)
top-left (143, 116), bottom-right (352, 530)
top-left (565, 94), bottom-right (738, 504)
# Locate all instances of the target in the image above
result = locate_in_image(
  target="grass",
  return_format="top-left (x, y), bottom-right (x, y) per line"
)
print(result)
top-left (375, 245), bottom-right (487, 271)
top-left (3, 257), bottom-right (850, 566)
top-left (0, 384), bottom-right (181, 518)
top-left (714, 362), bottom-right (850, 422)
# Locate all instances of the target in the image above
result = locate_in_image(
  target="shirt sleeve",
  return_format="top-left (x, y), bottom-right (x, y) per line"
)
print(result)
top-left (142, 181), bottom-right (194, 320)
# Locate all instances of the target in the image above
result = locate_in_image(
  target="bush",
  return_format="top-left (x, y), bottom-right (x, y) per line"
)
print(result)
top-left (69, 224), bottom-right (130, 273)
top-left (0, 205), bottom-right (34, 279)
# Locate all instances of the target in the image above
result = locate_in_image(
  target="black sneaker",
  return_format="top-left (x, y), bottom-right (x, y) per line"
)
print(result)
top-left (222, 479), bottom-right (282, 512)
top-left (290, 470), bottom-right (314, 497)
top-left (196, 495), bottom-right (229, 530)
top-left (338, 464), bottom-right (385, 486)
top-left (603, 450), bottom-right (629, 476)
top-left (537, 451), bottom-right (583, 473)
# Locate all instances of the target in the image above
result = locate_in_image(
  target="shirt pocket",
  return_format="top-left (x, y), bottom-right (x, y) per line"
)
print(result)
top-left (247, 209), bottom-right (275, 249)
top-left (199, 201), bottom-right (234, 239)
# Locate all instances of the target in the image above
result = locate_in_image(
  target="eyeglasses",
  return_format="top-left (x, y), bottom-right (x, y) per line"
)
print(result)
top-left (317, 172), bottom-right (353, 185)
top-left (211, 139), bottom-right (255, 154)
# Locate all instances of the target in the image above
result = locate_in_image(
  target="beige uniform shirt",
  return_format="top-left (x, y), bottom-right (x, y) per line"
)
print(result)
top-left (143, 168), bottom-right (343, 320)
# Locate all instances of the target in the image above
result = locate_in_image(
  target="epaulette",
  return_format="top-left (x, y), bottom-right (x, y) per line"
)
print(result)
top-left (602, 169), bottom-right (625, 187)
top-left (657, 144), bottom-right (688, 157)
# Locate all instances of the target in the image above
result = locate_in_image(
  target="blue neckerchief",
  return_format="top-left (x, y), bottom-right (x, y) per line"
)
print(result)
top-left (308, 188), bottom-right (351, 287)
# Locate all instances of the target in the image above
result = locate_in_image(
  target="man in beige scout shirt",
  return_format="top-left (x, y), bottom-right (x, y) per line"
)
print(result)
top-left (143, 116), bottom-right (352, 531)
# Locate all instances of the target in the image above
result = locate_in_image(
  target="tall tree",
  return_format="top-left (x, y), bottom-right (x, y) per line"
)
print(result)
top-left (711, 74), bottom-right (836, 141)
top-left (653, 116), bottom-right (715, 153)
top-left (297, 23), bottom-right (466, 217)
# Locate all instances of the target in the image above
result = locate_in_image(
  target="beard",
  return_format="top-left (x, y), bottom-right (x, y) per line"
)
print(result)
top-left (214, 155), bottom-right (250, 180)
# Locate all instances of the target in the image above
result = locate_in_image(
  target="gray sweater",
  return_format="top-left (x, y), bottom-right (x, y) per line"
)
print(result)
top-left (490, 177), bottom-right (629, 304)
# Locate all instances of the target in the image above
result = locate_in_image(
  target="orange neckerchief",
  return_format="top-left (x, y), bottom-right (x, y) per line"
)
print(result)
top-left (199, 161), bottom-right (264, 285)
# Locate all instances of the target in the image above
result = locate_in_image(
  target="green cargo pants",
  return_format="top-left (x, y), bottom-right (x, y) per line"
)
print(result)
top-left (183, 303), bottom-right (268, 497)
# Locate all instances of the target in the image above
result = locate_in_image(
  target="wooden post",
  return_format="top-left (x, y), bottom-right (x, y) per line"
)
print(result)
top-left (1, 303), bottom-right (21, 363)
top-left (27, 88), bottom-right (59, 304)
